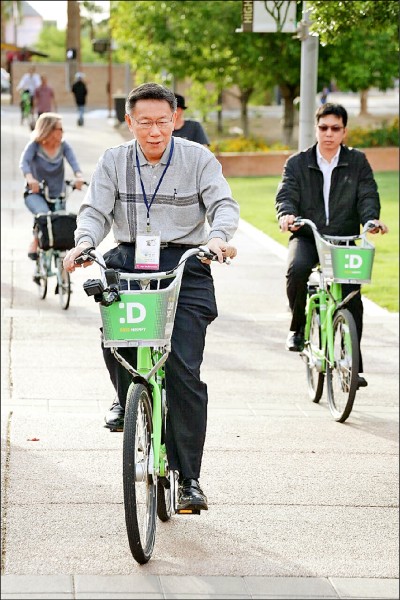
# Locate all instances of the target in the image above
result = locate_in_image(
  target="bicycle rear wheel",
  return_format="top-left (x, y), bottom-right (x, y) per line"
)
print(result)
top-left (305, 306), bottom-right (324, 403)
top-left (123, 383), bottom-right (157, 564)
top-left (56, 257), bottom-right (71, 310)
top-left (36, 254), bottom-right (48, 299)
top-left (326, 309), bottom-right (359, 422)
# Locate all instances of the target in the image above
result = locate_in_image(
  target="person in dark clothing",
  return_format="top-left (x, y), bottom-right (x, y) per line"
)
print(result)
top-left (71, 73), bottom-right (88, 126)
top-left (172, 94), bottom-right (210, 146)
top-left (275, 103), bottom-right (388, 388)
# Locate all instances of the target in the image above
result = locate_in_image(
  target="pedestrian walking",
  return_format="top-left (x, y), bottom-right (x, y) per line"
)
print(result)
top-left (34, 74), bottom-right (56, 116)
top-left (172, 93), bottom-right (210, 146)
top-left (71, 72), bottom-right (88, 126)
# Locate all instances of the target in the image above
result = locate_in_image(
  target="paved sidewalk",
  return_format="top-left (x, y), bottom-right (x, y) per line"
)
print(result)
top-left (1, 106), bottom-right (399, 599)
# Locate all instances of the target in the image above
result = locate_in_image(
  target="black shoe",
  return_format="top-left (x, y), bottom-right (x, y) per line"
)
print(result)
top-left (177, 478), bottom-right (208, 511)
top-left (285, 329), bottom-right (304, 352)
top-left (357, 375), bottom-right (368, 389)
top-left (104, 400), bottom-right (125, 431)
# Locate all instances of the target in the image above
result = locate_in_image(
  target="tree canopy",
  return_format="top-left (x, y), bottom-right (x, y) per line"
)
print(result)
top-left (308, 0), bottom-right (399, 45)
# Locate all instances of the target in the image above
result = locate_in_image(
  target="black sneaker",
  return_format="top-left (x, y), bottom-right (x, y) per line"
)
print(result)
top-left (177, 478), bottom-right (208, 511)
top-left (104, 399), bottom-right (125, 431)
top-left (285, 329), bottom-right (305, 352)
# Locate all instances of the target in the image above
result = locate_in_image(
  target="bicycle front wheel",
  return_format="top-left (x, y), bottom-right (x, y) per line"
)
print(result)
top-left (305, 306), bottom-right (324, 403)
top-left (326, 309), bottom-right (359, 423)
top-left (56, 257), bottom-right (71, 310)
top-left (123, 383), bottom-right (157, 564)
top-left (36, 254), bottom-right (48, 299)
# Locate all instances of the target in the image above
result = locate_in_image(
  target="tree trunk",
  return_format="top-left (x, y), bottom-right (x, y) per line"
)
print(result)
top-left (217, 90), bottom-right (223, 134)
top-left (239, 88), bottom-right (253, 138)
top-left (67, 0), bottom-right (80, 87)
top-left (359, 89), bottom-right (369, 116)
top-left (280, 84), bottom-right (298, 147)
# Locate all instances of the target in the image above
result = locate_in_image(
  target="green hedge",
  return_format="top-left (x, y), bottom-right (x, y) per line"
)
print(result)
top-left (209, 117), bottom-right (399, 152)
top-left (345, 117), bottom-right (399, 148)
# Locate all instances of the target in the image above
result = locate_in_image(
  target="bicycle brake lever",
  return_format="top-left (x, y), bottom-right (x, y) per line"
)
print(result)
top-left (197, 250), bottom-right (230, 264)
top-left (74, 247), bottom-right (96, 265)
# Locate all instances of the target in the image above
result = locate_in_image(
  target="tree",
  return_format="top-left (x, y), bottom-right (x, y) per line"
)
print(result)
top-left (34, 24), bottom-right (110, 64)
top-left (111, 0), bottom-right (306, 144)
top-left (308, 1), bottom-right (399, 44)
top-left (66, 0), bottom-right (80, 84)
top-left (308, 0), bottom-right (399, 115)
top-left (1, 0), bottom-right (22, 48)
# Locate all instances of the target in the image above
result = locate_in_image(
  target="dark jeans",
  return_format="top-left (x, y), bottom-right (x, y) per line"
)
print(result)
top-left (101, 244), bottom-right (218, 479)
top-left (286, 236), bottom-right (364, 372)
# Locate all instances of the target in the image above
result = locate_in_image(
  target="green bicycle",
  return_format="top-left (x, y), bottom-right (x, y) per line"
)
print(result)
top-left (77, 246), bottom-right (222, 564)
top-left (294, 217), bottom-right (378, 423)
top-left (20, 90), bottom-right (36, 131)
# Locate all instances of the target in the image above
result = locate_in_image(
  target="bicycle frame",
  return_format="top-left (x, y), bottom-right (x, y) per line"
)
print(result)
top-left (111, 344), bottom-right (168, 478)
top-left (304, 274), bottom-right (347, 372)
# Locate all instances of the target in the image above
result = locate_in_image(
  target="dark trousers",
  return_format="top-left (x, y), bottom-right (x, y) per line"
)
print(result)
top-left (101, 245), bottom-right (218, 479)
top-left (286, 236), bottom-right (364, 372)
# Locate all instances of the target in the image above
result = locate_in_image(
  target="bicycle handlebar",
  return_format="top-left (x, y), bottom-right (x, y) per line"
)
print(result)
top-left (291, 217), bottom-right (380, 241)
top-left (25, 179), bottom-right (89, 202)
top-left (77, 246), bottom-right (227, 307)
top-left (75, 246), bottom-right (224, 271)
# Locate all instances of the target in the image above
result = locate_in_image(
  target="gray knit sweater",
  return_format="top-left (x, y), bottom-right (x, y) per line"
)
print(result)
top-left (75, 137), bottom-right (239, 247)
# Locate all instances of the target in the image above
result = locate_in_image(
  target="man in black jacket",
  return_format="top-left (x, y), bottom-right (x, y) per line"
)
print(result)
top-left (275, 103), bottom-right (388, 387)
top-left (71, 73), bottom-right (88, 126)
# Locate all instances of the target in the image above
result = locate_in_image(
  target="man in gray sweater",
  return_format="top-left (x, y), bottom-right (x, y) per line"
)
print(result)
top-left (63, 83), bottom-right (239, 512)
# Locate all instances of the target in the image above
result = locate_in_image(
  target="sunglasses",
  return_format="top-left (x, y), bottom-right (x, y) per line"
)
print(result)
top-left (317, 125), bottom-right (344, 132)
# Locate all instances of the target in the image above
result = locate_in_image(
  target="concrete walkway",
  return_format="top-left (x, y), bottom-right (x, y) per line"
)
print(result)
top-left (1, 106), bottom-right (398, 599)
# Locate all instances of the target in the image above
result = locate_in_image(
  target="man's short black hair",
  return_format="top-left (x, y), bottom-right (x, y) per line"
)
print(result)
top-left (125, 83), bottom-right (177, 114)
top-left (315, 103), bottom-right (348, 127)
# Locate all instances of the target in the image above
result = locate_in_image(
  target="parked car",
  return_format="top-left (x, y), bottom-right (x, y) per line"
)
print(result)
top-left (1, 68), bottom-right (11, 93)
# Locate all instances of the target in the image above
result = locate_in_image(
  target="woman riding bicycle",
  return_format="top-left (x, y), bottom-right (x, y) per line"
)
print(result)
top-left (19, 112), bottom-right (84, 260)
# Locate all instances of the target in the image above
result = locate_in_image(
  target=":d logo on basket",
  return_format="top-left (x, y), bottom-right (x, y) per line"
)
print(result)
top-left (345, 254), bottom-right (363, 270)
top-left (119, 302), bottom-right (146, 324)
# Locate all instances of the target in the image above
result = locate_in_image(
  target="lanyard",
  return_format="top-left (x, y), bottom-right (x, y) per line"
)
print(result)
top-left (135, 138), bottom-right (174, 231)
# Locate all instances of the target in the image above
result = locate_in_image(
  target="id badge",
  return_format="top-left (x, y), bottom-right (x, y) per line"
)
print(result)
top-left (135, 233), bottom-right (161, 270)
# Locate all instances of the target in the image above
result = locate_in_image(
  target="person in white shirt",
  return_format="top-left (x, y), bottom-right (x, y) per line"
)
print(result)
top-left (16, 65), bottom-right (41, 115)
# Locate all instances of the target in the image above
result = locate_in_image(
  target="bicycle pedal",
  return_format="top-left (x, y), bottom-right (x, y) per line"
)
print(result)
top-left (176, 508), bottom-right (201, 515)
top-left (104, 425), bottom-right (123, 432)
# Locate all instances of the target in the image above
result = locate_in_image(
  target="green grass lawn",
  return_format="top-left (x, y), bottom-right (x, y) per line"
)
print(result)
top-left (228, 172), bottom-right (399, 312)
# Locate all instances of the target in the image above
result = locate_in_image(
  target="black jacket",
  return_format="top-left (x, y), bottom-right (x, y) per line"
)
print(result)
top-left (275, 143), bottom-right (380, 238)
top-left (71, 80), bottom-right (87, 106)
